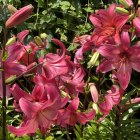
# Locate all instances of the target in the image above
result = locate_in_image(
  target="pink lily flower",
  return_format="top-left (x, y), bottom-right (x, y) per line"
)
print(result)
top-left (97, 31), bottom-right (140, 89)
top-left (89, 4), bottom-right (129, 45)
top-left (73, 35), bottom-right (93, 63)
top-left (39, 39), bottom-right (71, 79)
top-left (0, 32), bottom-right (28, 97)
top-left (9, 82), bottom-right (68, 136)
top-left (98, 85), bottom-right (123, 122)
top-left (17, 30), bottom-right (29, 43)
top-left (4, 30), bottom-right (34, 78)
top-left (126, 97), bottom-right (140, 104)
top-left (57, 97), bottom-right (95, 127)
top-left (133, 9), bottom-right (140, 37)
top-left (60, 64), bottom-right (85, 96)
top-left (8, 97), bottom-right (63, 136)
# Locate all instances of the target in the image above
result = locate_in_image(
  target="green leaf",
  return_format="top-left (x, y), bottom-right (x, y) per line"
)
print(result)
top-left (45, 136), bottom-right (54, 140)
top-left (67, 43), bottom-right (78, 51)
top-left (0, 26), bottom-right (2, 33)
top-left (37, 0), bottom-right (44, 7)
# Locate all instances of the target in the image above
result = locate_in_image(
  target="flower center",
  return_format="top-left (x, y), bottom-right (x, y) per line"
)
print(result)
top-left (119, 52), bottom-right (129, 62)
top-left (100, 26), bottom-right (115, 36)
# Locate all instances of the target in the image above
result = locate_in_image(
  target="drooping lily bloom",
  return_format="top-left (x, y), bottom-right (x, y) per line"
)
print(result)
top-left (10, 30), bottom-right (38, 66)
top-left (9, 83), bottom-right (68, 136)
top-left (59, 64), bottom-right (85, 96)
top-left (8, 96), bottom-right (64, 136)
top-left (89, 4), bottom-right (129, 45)
top-left (98, 85), bottom-right (123, 122)
top-left (39, 39), bottom-right (71, 79)
top-left (127, 97), bottom-right (140, 104)
top-left (17, 30), bottom-right (29, 43)
top-left (3, 30), bottom-right (35, 78)
top-left (0, 46), bottom-right (26, 79)
top-left (0, 36), bottom-right (27, 98)
top-left (133, 9), bottom-right (140, 37)
top-left (73, 35), bottom-right (94, 63)
top-left (57, 97), bottom-right (95, 127)
top-left (97, 31), bottom-right (140, 89)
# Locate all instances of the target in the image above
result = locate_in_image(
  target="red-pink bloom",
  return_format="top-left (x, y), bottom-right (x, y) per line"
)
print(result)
top-left (97, 31), bottom-right (140, 89)
top-left (89, 4), bottom-right (129, 45)
top-left (9, 83), bottom-right (68, 136)
top-left (0, 37), bottom-right (27, 97)
top-left (17, 30), bottom-right (29, 43)
top-left (98, 85), bottom-right (123, 122)
top-left (125, 0), bottom-right (133, 7)
top-left (8, 97), bottom-right (62, 136)
top-left (59, 64), bottom-right (85, 96)
top-left (73, 35), bottom-right (94, 63)
top-left (127, 97), bottom-right (140, 104)
top-left (39, 39), bottom-right (70, 79)
top-left (57, 97), bottom-right (95, 127)
top-left (1, 48), bottom-right (26, 79)
top-left (7, 31), bottom-right (38, 69)
top-left (133, 10), bottom-right (140, 37)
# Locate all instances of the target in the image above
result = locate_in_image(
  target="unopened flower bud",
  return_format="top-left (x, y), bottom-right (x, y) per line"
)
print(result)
top-left (128, 13), bottom-right (135, 21)
top-left (92, 103), bottom-right (100, 114)
top-left (34, 36), bottom-right (44, 46)
top-left (40, 33), bottom-right (47, 39)
top-left (61, 90), bottom-right (70, 99)
top-left (116, 7), bottom-right (129, 14)
top-left (119, 0), bottom-right (133, 8)
top-left (5, 75), bottom-right (17, 84)
top-left (89, 83), bottom-right (99, 103)
top-left (5, 4), bottom-right (34, 28)
top-left (88, 51), bottom-right (99, 68)
top-left (8, 4), bottom-right (17, 14)
top-left (6, 36), bottom-right (16, 46)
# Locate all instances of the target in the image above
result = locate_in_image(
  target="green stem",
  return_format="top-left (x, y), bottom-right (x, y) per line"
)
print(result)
top-left (2, 28), bottom-right (7, 140)
top-left (2, 62), bottom-right (7, 140)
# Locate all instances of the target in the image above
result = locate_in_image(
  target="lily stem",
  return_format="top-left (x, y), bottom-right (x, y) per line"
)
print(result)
top-left (2, 27), bottom-right (7, 139)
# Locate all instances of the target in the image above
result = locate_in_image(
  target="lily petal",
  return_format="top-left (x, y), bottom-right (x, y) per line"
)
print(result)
top-left (117, 61), bottom-right (132, 89)
top-left (8, 118), bottom-right (38, 136)
top-left (97, 60), bottom-right (113, 73)
top-left (68, 97), bottom-right (79, 111)
top-left (11, 84), bottom-right (32, 102)
top-left (121, 31), bottom-right (130, 50)
top-left (19, 98), bottom-right (40, 118)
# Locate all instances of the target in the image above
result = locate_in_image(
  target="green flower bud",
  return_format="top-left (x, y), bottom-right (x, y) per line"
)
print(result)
top-left (34, 36), bottom-right (44, 46)
top-left (40, 33), bottom-right (47, 39)
top-left (119, 0), bottom-right (133, 8)
top-left (116, 7), bottom-right (129, 14)
top-left (5, 75), bottom-right (17, 84)
top-left (8, 4), bottom-right (17, 14)
top-left (88, 51), bottom-right (99, 68)
top-left (6, 36), bottom-right (16, 46)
